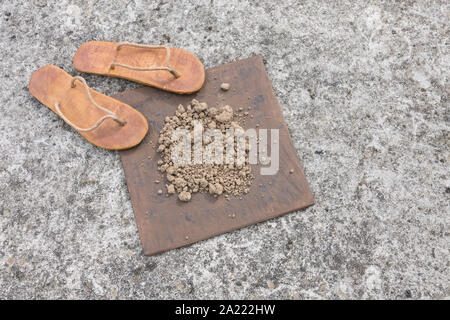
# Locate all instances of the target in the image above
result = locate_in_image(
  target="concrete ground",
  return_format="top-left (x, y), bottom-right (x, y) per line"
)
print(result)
top-left (0, 0), bottom-right (448, 299)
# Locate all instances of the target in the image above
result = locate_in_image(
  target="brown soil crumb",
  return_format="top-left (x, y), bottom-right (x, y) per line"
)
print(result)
top-left (157, 99), bottom-right (254, 202)
top-left (178, 190), bottom-right (191, 202)
top-left (166, 184), bottom-right (175, 194)
top-left (220, 83), bottom-right (230, 91)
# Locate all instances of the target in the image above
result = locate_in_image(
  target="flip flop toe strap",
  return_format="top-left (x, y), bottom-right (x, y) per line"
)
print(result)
top-left (54, 76), bottom-right (126, 132)
top-left (110, 42), bottom-right (180, 78)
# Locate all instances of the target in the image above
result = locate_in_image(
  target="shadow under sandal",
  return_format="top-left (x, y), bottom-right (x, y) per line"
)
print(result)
top-left (73, 41), bottom-right (205, 94)
top-left (28, 65), bottom-right (148, 150)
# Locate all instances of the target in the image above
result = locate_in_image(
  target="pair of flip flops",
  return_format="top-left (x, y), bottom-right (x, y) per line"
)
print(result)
top-left (29, 41), bottom-right (205, 150)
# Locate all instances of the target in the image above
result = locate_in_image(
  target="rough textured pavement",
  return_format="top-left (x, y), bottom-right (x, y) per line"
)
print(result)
top-left (0, 1), bottom-right (448, 299)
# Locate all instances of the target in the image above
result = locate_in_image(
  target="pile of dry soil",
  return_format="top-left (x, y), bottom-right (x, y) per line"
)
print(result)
top-left (157, 99), bottom-right (254, 201)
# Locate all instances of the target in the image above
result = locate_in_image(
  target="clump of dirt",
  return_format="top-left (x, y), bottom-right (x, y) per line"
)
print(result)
top-left (157, 99), bottom-right (253, 201)
top-left (220, 82), bottom-right (230, 91)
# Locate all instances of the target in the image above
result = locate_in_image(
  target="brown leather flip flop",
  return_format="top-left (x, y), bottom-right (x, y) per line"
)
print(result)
top-left (73, 41), bottom-right (205, 94)
top-left (28, 65), bottom-right (148, 150)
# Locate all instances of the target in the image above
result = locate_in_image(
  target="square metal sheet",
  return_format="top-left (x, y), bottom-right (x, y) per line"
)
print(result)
top-left (114, 56), bottom-right (314, 256)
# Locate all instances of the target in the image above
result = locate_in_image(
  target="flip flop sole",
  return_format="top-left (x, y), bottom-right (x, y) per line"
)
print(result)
top-left (73, 41), bottom-right (205, 94)
top-left (29, 65), bottom-right (148, 150)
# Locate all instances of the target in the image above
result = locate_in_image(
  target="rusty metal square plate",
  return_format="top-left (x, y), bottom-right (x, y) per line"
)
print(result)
top-left (113, 56), bottom-right (314, 256)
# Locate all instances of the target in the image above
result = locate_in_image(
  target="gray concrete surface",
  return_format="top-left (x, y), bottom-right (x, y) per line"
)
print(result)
top-left (0, 0), bottom-right (448, 299)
